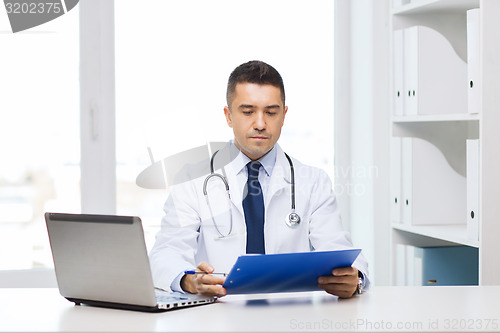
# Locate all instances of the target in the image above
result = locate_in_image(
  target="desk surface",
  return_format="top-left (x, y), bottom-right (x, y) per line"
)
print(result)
top-left (1, 286), bottom-right (500, 333)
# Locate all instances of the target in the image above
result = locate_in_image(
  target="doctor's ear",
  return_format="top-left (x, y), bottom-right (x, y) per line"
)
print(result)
top-left (224, 106), bottom-right (233, 128)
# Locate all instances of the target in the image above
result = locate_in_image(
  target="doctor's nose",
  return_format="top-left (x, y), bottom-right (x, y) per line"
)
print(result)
top-left (253, 112), bottom-right (266, 131)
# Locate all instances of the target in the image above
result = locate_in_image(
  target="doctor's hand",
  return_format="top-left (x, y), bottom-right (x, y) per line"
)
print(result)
top-left (318, 266), bottom-right (359, 299)
top-left (180, 262), bottom-right (227, 297)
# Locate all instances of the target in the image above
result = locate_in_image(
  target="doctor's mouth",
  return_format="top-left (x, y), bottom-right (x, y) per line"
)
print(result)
top-left (249, 135), bottom-right (269, 140)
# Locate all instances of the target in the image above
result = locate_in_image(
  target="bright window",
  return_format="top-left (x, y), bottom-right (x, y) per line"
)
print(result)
top-left (0, 8), bottom-right (80, 269)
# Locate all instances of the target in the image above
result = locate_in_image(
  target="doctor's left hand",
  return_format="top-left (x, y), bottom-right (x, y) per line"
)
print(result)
top-left (318, 266), bottom-right (359, 299)
top-left (180, 262), bottom-right (227, 297)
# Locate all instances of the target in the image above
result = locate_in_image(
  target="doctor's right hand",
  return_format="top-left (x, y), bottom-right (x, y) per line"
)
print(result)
top-left (180, 262), bottom-right (227, 297)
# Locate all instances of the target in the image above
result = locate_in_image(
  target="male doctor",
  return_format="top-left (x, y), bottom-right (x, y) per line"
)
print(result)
top-left (149, 60), bottom-right (369, 299)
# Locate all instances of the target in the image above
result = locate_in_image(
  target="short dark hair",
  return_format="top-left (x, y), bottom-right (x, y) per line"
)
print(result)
top-left (226, 60), bottom-right (285, 108)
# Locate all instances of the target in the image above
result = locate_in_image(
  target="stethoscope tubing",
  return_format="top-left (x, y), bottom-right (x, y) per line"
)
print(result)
top-left (283, 152), bottom-right (296, 211)
top-left (203, 150), bottom-right (299, 238)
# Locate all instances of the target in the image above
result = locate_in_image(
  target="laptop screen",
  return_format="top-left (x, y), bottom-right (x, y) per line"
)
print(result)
top-left (45, 213), bottom-right (157, 307)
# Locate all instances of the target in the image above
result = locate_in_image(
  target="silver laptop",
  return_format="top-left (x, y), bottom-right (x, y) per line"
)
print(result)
top-left (45, 212), bottom-right (216, 312)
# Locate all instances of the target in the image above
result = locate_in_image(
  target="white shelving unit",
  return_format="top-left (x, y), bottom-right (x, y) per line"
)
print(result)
top-left (393, 114), bottom-right (479, 122)
top-left (389, 0), bottom-right (500, 286)
top-left (392, 223), bottom-right (478, 248)
top-left (392, 0), bottom-right (479, 15)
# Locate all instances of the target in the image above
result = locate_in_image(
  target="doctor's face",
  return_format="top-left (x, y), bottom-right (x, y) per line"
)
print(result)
top-left (224, 83), bottom-right (287, 161)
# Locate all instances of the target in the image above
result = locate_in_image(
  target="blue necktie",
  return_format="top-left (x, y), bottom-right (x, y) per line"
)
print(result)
top-left (243, 161), bottom-right (265, 254)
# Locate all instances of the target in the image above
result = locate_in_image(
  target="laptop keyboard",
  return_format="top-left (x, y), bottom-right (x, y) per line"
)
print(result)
top-left (156, 294), bottom-right (189, 303)
top-left (154, 290), bottom-right (216, 309)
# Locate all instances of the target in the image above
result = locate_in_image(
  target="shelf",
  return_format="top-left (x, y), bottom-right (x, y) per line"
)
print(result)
top-left (392, 223), bottom-right (479, 248)
top-left (392, 119), bottom-right (478, 176)
top-left (393, 113), bottom-right (479, 123)
top-left (392, 0), bottom-right (478, 62)
top-left (393, 0), bottom-right (479, 15)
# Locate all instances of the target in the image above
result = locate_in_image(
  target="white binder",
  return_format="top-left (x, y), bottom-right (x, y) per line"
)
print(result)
top-left (393, 29), bottom-right (404, 116)
top-left (391, 137), bottom-right (403, 223)
top-left (467, 9), bottom-right (480, 115)
top-left (466, 139), bottom-right (480, 241)
top-left (403, 26), bottom-right (467, 115)
top-left (406, 246), bottom-right (423, 286)
top-left (401, 138), bottom-right (413, 224)
top-left (395, 244), bottom-right (406, 286)
top-left (401, 137), bottom-right (466, 225)
top-left (403, 27), bottom-right (418, 115)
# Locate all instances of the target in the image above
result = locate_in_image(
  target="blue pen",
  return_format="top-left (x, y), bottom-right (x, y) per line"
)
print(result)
top-left (184, 270), bottom-right (227, 277)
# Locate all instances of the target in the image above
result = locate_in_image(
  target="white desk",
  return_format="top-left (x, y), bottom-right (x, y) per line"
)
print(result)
top-left (1, 286), bottom-right (499, 332)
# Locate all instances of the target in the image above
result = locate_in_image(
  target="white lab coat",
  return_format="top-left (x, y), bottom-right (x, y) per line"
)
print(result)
top-left (149, 144), bottom-right (369, 292)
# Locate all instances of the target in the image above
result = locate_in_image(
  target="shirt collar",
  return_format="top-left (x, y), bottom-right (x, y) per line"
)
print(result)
top-left (233, 144), bottom-right (277, 178)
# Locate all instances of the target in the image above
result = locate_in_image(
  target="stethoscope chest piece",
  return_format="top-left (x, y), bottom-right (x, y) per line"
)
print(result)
top-left (285, 212), bottom-right (301, 228)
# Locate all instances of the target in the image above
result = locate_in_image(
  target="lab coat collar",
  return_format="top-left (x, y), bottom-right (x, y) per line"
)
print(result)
top-left (223, 143), bottom-right (291, 216)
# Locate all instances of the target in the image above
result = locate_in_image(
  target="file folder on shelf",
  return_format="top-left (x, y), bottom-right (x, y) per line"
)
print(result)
top-left (395, 244), bottom-right (406, 286)
top-left (391, 137), bottom-right (403, 223)
top-left (466, 139), bottom-right (479, 241)
top-left (403, 25), bottom-right (467, 115)
top-left (406, 245), bottom-right (423, 286)
top-left (393, 29), bottom-right (404, 116)
top-left (406, 246), bottom-right (478, 286)
top-left (403, 26), bottom-right (418, 115)
top-left (467, 8), bottom-right (480, 115)
top-left (401, 137), bottom-right (413, 224)
top-left (223, 249), bottom-right (361, 294)
top-left (401, 137), bottom-right (466, 225)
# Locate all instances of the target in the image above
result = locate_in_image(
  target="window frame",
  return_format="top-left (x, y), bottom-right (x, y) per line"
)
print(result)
top-left (79, 0), bottom-right (116, 215)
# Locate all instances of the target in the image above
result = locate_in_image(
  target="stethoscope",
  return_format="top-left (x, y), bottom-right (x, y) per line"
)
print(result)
top-left (203, 150), bottom-right (301, 239)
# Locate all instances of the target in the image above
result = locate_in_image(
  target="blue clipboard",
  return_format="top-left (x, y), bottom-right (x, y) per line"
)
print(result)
top-left (222, 249), bottom-right (361, 294)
